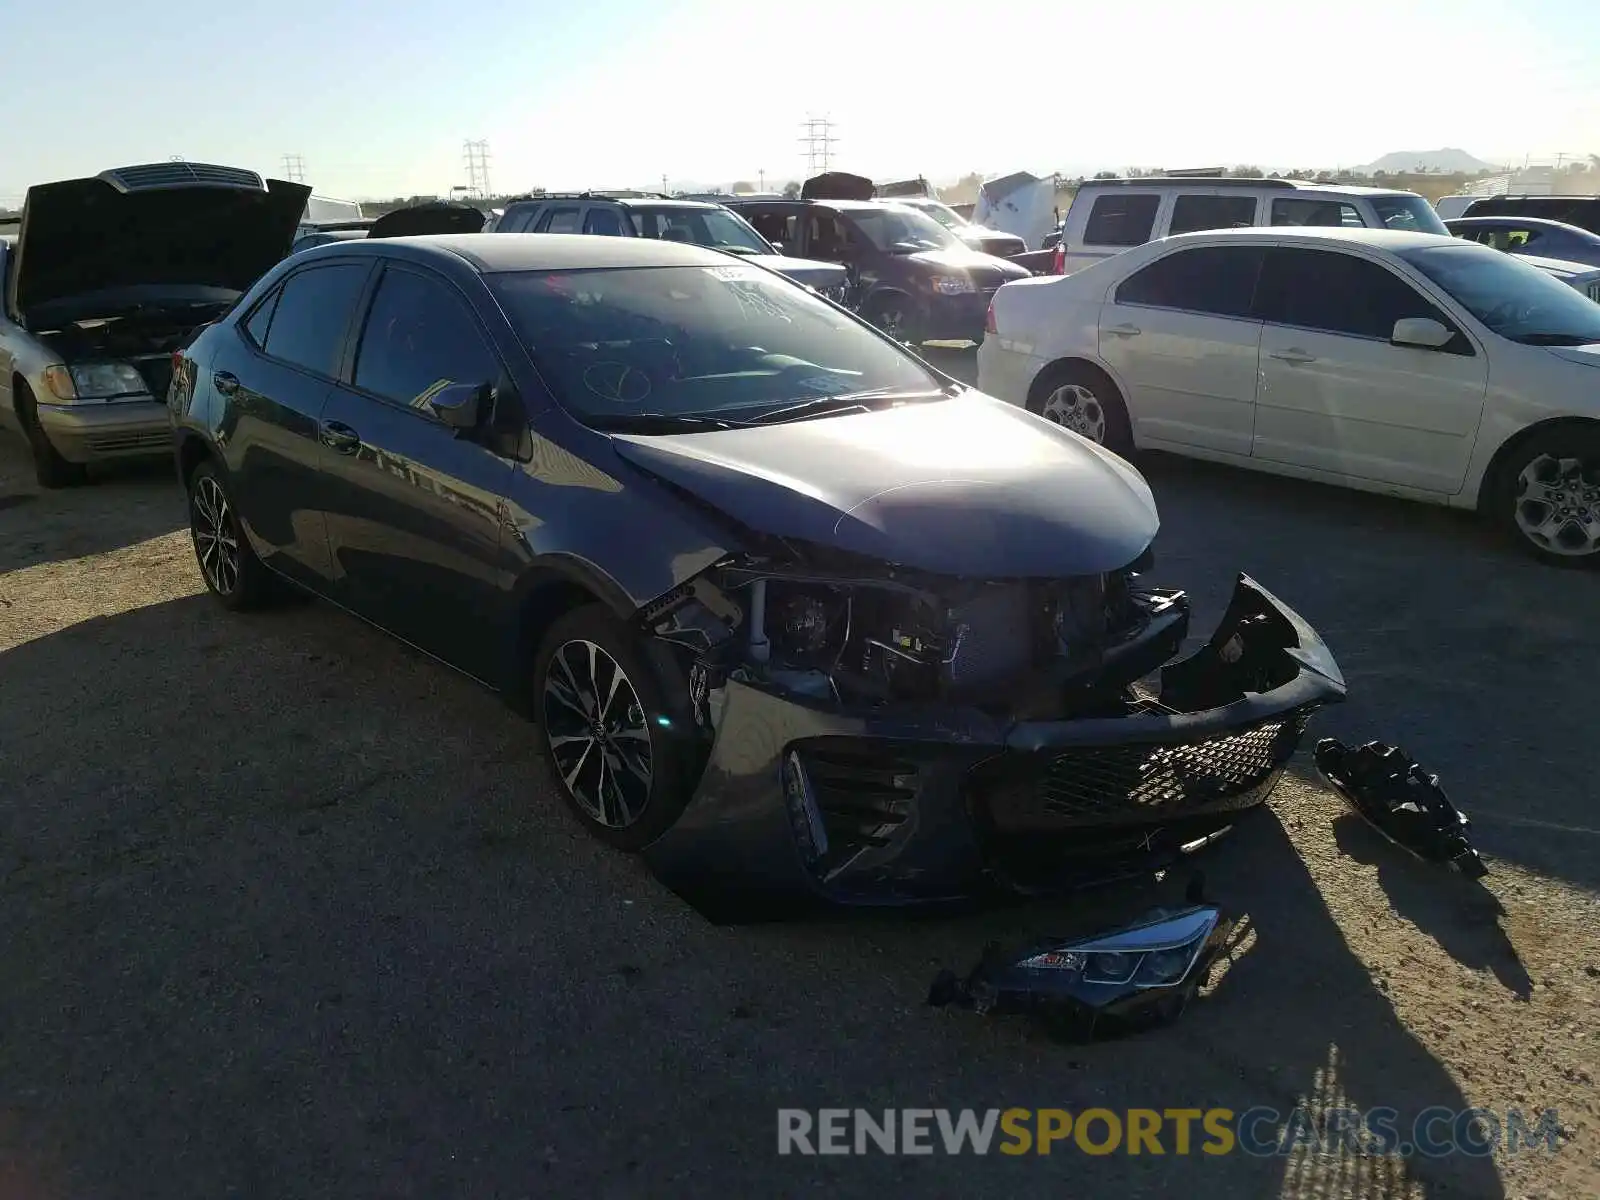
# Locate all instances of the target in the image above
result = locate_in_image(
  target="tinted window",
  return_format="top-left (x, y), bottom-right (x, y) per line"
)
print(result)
top-left (261, 263), bottom-right (369, 376)
top-left (537, 207), bottom-right (581, 233)
top-left (1115, 246), bottom-right (1265, 318)
top-left (628, 207), bottom-right (771, 252)
top-left (243, 287), bottom-right (280, 346)
top-left (1168, 194), bottom-right (1258, 235)
top-left (847, 206), bottom-right (958, 252)
top-left (1083, 194), bottom-right (1160, 247)
top-left (1369, 194), bottom-right (1449, 235)
top-left (486, 264), bottom-right (938, 425)
top-left (742, 208), bottom-right (794, 246)
top-left (1271, 198), bottom-right (1363, 228)
top-left (1396, 244), bottom-right (1600, 346)
top-left (583, 207), bottom-right (624, 236)
top-left (353, 269), bottom-right (500, 409)
top-left (500, 209), bottom-right (537, 233)
top-left (1255, 248), bottom-right (1447, 339)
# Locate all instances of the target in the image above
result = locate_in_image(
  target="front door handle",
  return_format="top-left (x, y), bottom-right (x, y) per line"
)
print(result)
top-left (1270, 348), bottom-right (1317, 364)
top-left (213, 371), bottom-right (240, 395)
top-left (319, 420), bottom-right (361, 454)
top-left (1105, 323), bottom-right (1142, 338)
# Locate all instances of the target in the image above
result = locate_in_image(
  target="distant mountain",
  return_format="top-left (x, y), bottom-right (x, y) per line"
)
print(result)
top-left (1359, 149), bottom-right (1498, 175)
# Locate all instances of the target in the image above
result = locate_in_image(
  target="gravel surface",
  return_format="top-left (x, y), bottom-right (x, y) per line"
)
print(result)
top-left (1, 369), bottom-right (1597, 1198)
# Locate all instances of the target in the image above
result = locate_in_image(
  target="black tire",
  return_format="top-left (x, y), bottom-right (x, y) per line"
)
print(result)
top-left (1028, 362), bottom-right (1134, 459)
top-left (186, 459), bottom-right (279, 609)
top-left (1487, 425), bottom-right (1600, 568)
top-left (532, 603), bottom-right (698, 852)
top-left (16, 384), bottom-right (88, 489)
top-left (865, 292), bottom-right (921, 346)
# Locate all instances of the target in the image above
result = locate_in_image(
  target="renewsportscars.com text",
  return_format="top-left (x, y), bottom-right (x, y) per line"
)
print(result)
top-left (777, 1106), bottom-right (1563, 1158)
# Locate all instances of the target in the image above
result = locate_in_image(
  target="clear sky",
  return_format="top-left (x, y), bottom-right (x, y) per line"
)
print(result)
top-left (3, 0), bottom-right (1595, 202)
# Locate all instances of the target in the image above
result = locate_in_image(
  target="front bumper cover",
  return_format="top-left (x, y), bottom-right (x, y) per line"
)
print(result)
top-left (643, 574), bottom-right (1346, 922)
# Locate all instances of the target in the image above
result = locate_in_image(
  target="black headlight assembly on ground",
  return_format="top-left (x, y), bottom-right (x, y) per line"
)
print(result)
top-left (927, 876), bottom-right (1240, 1038)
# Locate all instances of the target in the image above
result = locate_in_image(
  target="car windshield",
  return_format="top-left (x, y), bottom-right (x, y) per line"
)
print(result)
top-left (1371, 194), bottom-right (1449, 236)
top-left (487, 264), bottom-right (944, 426)
top-left (627, 207), bottom-right (773, 255)
top-left (910, 201), bottom-right (966, 230)
top-left (850, 206), bottom-right (959, 252)
top-left (1398, 244), bottom-right (1600, 346)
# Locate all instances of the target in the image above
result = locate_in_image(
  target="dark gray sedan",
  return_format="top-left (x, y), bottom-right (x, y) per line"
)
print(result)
top-left (1445, 215), bottom-right (1600, 268)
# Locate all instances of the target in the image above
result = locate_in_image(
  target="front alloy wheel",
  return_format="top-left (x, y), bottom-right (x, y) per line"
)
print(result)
top-left (1040, 383), bottom-right (1108, 444)
top-left (1512, 453), bottom-right (1600, 560)
top-left (541, 639), bottom-right (654, 830)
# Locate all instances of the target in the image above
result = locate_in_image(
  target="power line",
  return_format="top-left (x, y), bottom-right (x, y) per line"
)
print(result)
top-left (281, 154), bottom-right (307, 184)
top-left (463, 140), bottom-right (492, 199)
top-left (798, 116), bottom-right (837, 175)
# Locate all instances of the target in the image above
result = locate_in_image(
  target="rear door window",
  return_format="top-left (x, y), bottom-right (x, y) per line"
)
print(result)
top-left (1254, 248), bottom-right (1452, 340)
top-left (582, 207), bottom-right (625, 236)
top-left (1082, 193), bottom-right (1160, 247)
top-left (1114, 246), bottom-right (1266, 318)
top-left (1168, 194), bottom-right (1259, 235)
top-left (242, 287), bottom-right (281, 346)
top-left (260, 262), bottom-right (370, 378)
top-left (536, 206), bottom-right (582, 233)
top-left (1270, 198), bottom-right (1364, 228)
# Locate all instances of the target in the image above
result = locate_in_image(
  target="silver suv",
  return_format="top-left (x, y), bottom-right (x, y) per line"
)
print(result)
top-left (490, 193), bottom-right (850, 302)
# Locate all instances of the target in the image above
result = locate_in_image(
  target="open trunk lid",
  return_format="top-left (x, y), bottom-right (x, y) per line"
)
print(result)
top-left (366, 200), bottom-right (488, 239)
top-left (801, 172), bottom-right (876, 202)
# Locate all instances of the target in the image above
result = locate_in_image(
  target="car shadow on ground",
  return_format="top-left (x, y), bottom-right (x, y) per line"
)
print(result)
top-left (0, 442), bottom-right (183, 572)
top-left (0, 596), bottom-right (1510, 1197)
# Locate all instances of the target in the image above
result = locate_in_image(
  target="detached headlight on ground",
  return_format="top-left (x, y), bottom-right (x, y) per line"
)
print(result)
top-left (928, 275), bottom-right (976, 295)
top-left (42, 362), bottom-right (151, 402)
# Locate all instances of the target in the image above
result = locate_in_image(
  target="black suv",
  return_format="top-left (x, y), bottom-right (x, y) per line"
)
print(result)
top-left (1460, 195), bottom-right (1600, 236)
top-left (726, 196), bottom-right (1030, 344)
top-left (488, 192), bottom-right (849, 301)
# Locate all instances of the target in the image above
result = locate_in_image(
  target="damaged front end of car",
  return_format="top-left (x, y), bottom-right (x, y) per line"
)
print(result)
top-left (635, 536), bottom-right (1346, 922)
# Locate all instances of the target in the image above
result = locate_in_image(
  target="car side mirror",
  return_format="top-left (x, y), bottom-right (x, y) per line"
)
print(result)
top-left (1391, 317), bottom-right (1456, 350)
top-left (426, 382), bottom-right (484, 429)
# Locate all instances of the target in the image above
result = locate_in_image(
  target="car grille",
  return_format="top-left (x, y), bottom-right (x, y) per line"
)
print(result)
top-left (972, 717), bottom-right (1303, 832)
top-left (101, 162), bottom-right (266, 192)
top-left (85, 427), bottom-right (171, 455)
top-left (791, 740), bottom-right (918, 864)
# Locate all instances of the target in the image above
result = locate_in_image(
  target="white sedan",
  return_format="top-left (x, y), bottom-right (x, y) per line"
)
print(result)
top-left (977, 227), bottom-right (1600, 565)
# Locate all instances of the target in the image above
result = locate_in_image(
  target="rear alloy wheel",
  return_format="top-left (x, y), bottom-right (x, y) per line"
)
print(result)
top-left (1504, 444), bottom-right (1600, 565)
top-left (187, 460), bottom-right (278, 608)
top-left (1029, 363), bottom-right (1134, 457)
top-left (533, 604), bottom-right (695, 851)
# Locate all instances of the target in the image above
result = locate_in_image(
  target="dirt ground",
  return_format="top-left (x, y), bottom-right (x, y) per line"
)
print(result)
top-left (1, 372), bottom-right (1598, 1198)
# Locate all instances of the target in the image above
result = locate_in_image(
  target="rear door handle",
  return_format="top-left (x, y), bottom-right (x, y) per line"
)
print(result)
top-left (319, 420), bottom-right (361, 454)
top-left (1105, 323), bottom-right (1142, 338)
top-left (212, 371), bottom-right (239, 395)
top-left (1270, 348), bottom-right (1317, 364)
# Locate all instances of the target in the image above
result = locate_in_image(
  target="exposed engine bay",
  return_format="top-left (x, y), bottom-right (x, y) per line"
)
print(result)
top-left (636, 536), bottom-right (1246, 725)
top-left (38, 305), bottom-right (225, 397)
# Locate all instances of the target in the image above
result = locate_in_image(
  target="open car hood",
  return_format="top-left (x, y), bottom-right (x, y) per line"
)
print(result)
top-left (366, 201), bottom-right (487, 239)
top-left (611, 392), bottom-right (1158, 577)
top-left (801, 172), bottom-right (876, 202)
top-left (8, 163), bottom-right (311, 324)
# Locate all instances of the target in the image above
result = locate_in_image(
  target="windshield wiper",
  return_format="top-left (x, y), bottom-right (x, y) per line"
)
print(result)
top-left (740, 386), bottom-right (953, 425)
top-left (716, 245), bottom-right (761, 256)
top-left (584, 412), bottom-right (750, 433)
top-left (1513, 332), bottom-right (1599, 347)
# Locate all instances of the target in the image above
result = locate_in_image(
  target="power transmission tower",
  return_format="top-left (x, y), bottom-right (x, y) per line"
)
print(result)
top-left (281, 154), bottom-right (307, 184)
top-left (798, 117), bottom-right (837, 175)
top-left (463, 140), bottom-right (492, 199)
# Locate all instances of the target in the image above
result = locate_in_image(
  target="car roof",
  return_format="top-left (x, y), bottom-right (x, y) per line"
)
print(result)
top-left (1074, 176), bottom-right (1412, 197)
top-left (1165, 226), bottom-right (1458, 252)
top-left (505, 195), bottom-right (718, 210)
top-left (305, 232), bottom-right (739, 273)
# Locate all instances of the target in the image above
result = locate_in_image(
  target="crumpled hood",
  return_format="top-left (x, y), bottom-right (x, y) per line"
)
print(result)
top-left (748, 254), bottom-right (848, 288)
top-left (9, 163), bottom-right (310, 324)
top-left (904, 246), bottom-right (1032, 282)
top-left (1545, 342), bottom-right (1600, 367)
top-left (611, 392), bottom-right (1158, 577)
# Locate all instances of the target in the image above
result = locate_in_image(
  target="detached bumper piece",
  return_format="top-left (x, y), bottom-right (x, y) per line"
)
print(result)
top-left (1315, 739), bottom-right (1487, 878)
top-left (643, 574), bottom-right (1346, 922)
top-left (927, 882), bottom-right (1238, 1039)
